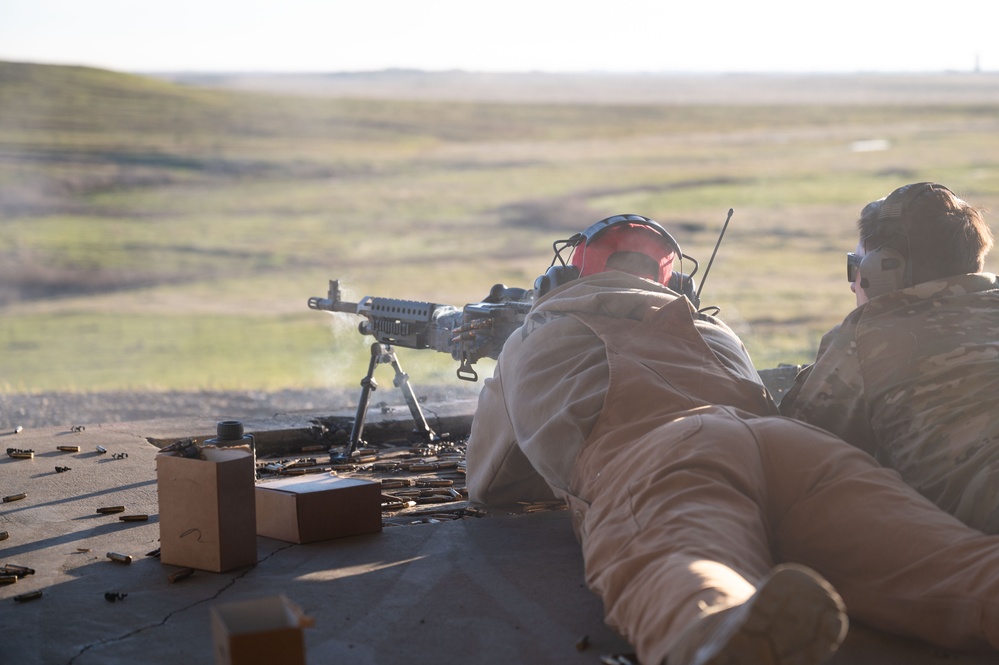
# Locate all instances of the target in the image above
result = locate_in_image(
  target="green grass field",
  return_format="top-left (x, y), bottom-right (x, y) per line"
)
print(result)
top-left (2, 61), bottom-right (998, 394)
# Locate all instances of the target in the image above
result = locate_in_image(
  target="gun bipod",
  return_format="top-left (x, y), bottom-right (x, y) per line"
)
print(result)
top-left (332, 342), bottom-right (440, 464)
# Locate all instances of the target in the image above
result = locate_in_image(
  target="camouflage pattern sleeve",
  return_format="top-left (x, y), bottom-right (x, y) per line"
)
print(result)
top-left (776, 364), bottom-right (810, 413)
top-left (779, 316), bottom-right (879, 457)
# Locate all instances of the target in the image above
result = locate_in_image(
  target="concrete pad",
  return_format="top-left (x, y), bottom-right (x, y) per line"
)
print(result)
top-left (1, 420), bottom-right (629, 665)
top-left (1, 416), bottom-right (995, 665)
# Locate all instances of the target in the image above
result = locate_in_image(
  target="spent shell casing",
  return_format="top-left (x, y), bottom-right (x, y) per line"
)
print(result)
top-left (106, 552), bottom-right (132, 564)
top-left (168, 567), bottom-right (195, 584)
top-left (3, 564), bottom-right (35, 577)
top-left (96, 445), bottom-right (107, 454)
top-left (57, 445), bottom-right (81, 452)
top-left (96, 506), bottom-right (126, 514)
top-left (3, 493), bottom-right (26, 503)
top-left (118, 514), bottom-right (148, 522)
top-left (8, 451), bottom-right (33, 459)
top-left (0, 574), bottom-right (18, 585)
top-left (13, 590), bottom-right (43, 602)
top-left (0, 531), bottom-right (8, 541)
top-left (416, 479), bottom-right (454, 487)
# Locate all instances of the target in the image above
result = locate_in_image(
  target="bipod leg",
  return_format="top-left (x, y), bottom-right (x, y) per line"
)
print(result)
top-left (333, 342), bottom-right (387, 464)
top-left (387, 351), bottom-right (439, 445)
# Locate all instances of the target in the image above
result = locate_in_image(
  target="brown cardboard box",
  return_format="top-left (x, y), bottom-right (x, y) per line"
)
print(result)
top-left (255, 474), bottom-right (381, 544)
top-left (211, 594), bottom-right (312, 665)
top-left (157, 446), bottom-right (257, 572)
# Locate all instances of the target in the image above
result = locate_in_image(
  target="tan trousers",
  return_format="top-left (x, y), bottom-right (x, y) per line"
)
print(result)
top-left (573, 406), bottom-right (999, 665)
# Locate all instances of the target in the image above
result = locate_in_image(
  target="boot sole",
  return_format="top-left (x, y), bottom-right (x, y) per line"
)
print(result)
top-left (691, 564), bottom-right (848, 665)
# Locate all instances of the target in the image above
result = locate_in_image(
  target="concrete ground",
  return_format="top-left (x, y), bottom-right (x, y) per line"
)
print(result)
top-left (1, 404), bottom-right (995, 665)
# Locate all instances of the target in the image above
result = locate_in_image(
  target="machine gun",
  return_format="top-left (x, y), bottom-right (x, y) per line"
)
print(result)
top-left (308, 280), bottom-right (533, 462)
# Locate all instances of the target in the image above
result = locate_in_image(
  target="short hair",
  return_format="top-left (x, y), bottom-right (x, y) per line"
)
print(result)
top-left (858, 183), bottom-right (993, 285)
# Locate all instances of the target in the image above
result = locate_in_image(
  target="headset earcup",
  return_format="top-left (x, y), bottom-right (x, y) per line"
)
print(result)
top-left (535, 265), bottom-right (581, 297)
top-left (858, 247), bottom-right (907, 298)
top-left (667, 272), bottom-right (700, 308)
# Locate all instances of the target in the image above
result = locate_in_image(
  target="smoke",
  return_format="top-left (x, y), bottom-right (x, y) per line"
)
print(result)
top-left (309, 310), bottom-right (486, 411)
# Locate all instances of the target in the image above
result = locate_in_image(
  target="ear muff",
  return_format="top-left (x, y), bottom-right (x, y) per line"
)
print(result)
top-left (534, 265), bottom-right (580, 297)
top-left (570, 214), bottom-right (682, 287)
top-left (535, 214), bottom-right (688, 298)
top-left (576, 214), bottom-right (683, 256)
top-left (858, 246), bottom-right (907, 299)
top-left (668, 271), bottom-right (698, 307)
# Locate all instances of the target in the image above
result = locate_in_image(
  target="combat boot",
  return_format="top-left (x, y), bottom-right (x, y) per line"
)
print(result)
top-left (665, 563), bottom-right (848, 665)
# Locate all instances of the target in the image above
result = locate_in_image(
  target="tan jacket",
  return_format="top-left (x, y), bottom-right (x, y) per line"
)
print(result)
top-left (466, 271), bottom-right (775, 508)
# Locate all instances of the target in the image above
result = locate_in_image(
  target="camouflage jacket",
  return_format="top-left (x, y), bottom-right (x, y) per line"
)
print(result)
top-left (781, 273), bottom-right (999, 533)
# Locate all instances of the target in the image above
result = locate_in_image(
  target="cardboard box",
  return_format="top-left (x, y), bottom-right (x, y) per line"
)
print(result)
top-left (211, 594), bottom-right (311, 665)
top-left (255, 474), bottom-right (381, 544)
top-left (157, 446), bottom-right (257, 572)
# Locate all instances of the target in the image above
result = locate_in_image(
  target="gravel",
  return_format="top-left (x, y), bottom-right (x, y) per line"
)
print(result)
top-left (0, 384), bottom-right (482, 432)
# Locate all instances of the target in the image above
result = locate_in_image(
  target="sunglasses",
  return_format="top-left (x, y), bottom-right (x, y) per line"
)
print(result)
top-left (847, 252), bottom-right (862, 282)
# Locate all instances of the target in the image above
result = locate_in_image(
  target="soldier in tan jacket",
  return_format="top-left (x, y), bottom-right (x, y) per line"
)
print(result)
top-left (781, 183), bottom-right (999, 533)
top-left (465, 214), bottom-right (999, 665)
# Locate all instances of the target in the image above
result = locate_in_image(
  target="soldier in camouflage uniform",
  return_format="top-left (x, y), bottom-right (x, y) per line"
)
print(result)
top-left (781, 182), bottom-right (999, 533)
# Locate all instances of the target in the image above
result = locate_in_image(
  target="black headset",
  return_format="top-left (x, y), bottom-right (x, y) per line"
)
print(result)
top-left (534, 214), bottom-right (699, 305)
top-left (855, 182), bottom-right (955, 298)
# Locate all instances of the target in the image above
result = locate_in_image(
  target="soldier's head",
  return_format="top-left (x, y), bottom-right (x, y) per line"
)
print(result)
top-left (849, 183), bottom-right (992, 303)
top-left (568, 214), bottom-right (679, 286)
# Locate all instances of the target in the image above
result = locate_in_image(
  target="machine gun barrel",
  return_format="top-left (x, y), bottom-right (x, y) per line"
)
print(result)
top-left (307, 296), bottom-right (358, 315)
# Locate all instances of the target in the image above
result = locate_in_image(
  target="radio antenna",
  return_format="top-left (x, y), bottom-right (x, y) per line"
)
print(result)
top-left (695, 208), bottom-right (734, 301)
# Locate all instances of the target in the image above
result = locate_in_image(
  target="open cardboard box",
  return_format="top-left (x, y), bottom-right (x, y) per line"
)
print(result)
top-left (157, 446), bottom-right (257, 572)
top-left (256, 474), bottom-right (382, 544)
top-left (211, 594), bottom-right (313, 665)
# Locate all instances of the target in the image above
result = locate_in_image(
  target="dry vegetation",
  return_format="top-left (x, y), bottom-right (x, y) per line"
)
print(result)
top-left (2, 62), bottom-right (999, 403)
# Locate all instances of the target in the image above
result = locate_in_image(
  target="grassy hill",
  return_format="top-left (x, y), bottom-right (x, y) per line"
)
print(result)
top-left (2, 61), bottom-right (998, 394)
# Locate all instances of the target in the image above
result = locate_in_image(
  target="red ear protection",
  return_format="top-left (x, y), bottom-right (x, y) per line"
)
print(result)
top-left (535, 214), bottom-right (698, 304)
top-left (568, 214), bottom-right (680, 287)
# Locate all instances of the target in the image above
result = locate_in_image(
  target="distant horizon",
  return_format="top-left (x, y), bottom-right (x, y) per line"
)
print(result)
top-left (8, 59), bottom-right (997, 78)
top-left (1, 0), bottom-right (995, 77)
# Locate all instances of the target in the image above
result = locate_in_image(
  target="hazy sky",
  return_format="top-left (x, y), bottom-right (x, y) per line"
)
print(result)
top-left (1, 0), bottom-right (995, 74)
